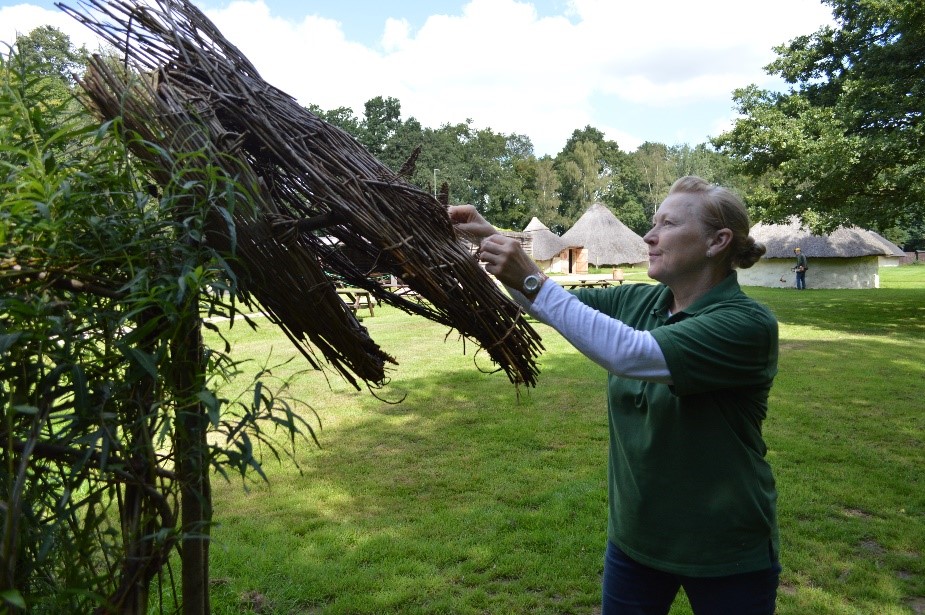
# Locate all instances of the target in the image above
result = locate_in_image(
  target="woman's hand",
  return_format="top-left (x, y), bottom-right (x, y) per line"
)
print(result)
top-left (448, 205), bottom-right (496, 241)
top-left (448, 205), bottom-right (541, 291)
top-left (477, 233), bottom-right (541, 290)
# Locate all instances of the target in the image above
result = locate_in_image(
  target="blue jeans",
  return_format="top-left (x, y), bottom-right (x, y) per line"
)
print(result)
top-left (796, 271), bottom-right (806, 289)
top-left (602, 541), bottom-right (780, 615)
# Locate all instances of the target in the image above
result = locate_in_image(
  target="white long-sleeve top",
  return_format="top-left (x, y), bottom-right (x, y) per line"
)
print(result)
top-left (509, 281), bottom-right (672, 383)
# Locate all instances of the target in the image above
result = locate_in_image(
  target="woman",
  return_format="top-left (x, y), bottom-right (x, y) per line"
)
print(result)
top-left (449, 176), bottom-right (781, 614)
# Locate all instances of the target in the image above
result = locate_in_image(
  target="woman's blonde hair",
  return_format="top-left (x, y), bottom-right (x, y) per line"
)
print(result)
top-left (668, 176), bottom-right (765, 269)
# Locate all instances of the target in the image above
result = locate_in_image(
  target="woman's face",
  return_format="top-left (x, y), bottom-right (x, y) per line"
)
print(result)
top-left (643, 193), bottom-right (712, 285)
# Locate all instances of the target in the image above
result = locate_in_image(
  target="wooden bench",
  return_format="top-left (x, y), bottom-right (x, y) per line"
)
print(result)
top-left (336, 288), bottom-right (375, 317)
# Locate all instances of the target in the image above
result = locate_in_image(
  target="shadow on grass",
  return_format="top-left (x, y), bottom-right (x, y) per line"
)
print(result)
top-left (746, 286), bottom-right (925, 338)
top-left (769, 330), bottom-right (924, 615)
top-left (205, 301), bottom-right (924, 614)
top-left (208, 332), bottom-right (611, 614)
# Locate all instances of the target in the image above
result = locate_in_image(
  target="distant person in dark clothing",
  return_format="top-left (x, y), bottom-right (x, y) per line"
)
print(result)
top-left (794, 247), bottom-right (808, 289)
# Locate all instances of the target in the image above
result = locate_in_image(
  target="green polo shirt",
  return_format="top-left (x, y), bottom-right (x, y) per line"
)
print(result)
top-left (573, 272), bottom-right (779, 577)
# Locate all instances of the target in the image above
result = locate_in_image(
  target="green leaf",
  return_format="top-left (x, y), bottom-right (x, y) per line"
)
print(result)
top-left (0, 332), bottom-right (23, 353)
top-left (1, 589), bottom-right (26, 608)
top-left (123, 346), bottom-right (158, 378)
top-left (197, 389), bottom-right (221, 426)
top-left (216, 204), bottom-right (236, 255)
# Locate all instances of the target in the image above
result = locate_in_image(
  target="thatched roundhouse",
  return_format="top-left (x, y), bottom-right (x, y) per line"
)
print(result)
top-left (559, 203), bottom-right (649, 270)
top-left (739, 219), bottom-right (906, 289)
top-left (522, 217), bottom-right (568, 273)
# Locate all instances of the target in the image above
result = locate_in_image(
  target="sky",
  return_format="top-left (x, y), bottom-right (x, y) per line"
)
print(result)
top-left (0, 0), bottom-right (835, 156)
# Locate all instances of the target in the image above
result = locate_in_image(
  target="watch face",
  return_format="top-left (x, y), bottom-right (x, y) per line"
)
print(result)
top-left (523, 274), bottom-right (540, 292)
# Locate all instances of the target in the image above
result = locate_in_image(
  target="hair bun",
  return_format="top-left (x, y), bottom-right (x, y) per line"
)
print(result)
top-left (735, 237), bottom-right (766, 269)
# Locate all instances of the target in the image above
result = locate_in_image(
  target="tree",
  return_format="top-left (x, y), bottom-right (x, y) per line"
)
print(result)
top-left (554, 126), bottom-right (624, 223)
top-left (381, 116), bottom-right (425, 173)
top-left (490, 133), bottom-right (535, 230)
top-left (6, 27), bottom-right (88, 120)
top-left (522, 156), bottom-right (563, 231)
top-left (415, 121), bottom-right (470, 202)
top-left (713, 0), bottom-right (925, 232)
top-left (403, 119), bottom-right (533, 229)
top-left (359, 95), bottom-right (402, 157)
top-left (11, 26), bottom-right (87, 83)
top-left (305, 103), bottom-right (361, 136)
top-left (626, 141), bottom-right (673, 222)
top-left (559, 140), bottom-right (607, 220)
top-left (460, 126), bottom-right (521, 228)
top-left (667, 143), bottom-right (738, 186)
top-left (1, 42), bottom-right (314, 615)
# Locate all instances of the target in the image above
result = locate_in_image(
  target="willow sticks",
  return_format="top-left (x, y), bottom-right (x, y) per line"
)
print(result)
top-left (61, 0), bottom-right (543, 387)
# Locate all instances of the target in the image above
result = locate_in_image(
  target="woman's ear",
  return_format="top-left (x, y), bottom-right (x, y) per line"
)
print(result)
top-left (710, 228), bottom-right (733, 253)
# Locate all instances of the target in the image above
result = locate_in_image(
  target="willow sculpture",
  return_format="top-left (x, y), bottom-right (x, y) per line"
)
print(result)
top-left (60, 0), bottom-right (543, 388)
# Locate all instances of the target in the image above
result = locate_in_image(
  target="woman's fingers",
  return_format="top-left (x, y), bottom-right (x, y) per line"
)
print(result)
top-left (477, 235), bottom-right (535, 287)
top-left (448, 205), bottom-right (496, 240)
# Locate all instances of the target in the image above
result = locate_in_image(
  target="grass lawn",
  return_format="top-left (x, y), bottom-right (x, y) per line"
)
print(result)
top-left (200, 266), bottom-right (924, 615)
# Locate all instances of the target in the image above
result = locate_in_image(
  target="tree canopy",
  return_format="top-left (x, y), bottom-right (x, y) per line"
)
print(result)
top-left (302, 100), bottom-right (739, 238)
top-left (12, 0), bottom-right (925, 249)
top-left (714, 0), bottom-right (925, 242)
top-left (10, 25), bottom-right (87, 82)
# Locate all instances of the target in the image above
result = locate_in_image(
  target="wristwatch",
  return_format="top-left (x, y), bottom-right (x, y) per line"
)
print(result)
top-left (522, 272), bottom-right (547, 295)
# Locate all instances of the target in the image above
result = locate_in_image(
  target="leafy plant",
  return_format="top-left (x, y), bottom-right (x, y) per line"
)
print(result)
top-left (1, 41), bottom-right (317, 614)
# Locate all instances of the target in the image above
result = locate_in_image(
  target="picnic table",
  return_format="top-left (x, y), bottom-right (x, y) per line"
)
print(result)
top-left (381, 284), bottom-right (421, 301)
top-left (559, 279), bottom-right (615, 290)
top-left (336, 288), bottom-right (375, 317)
top-left (377, 273), bottom-right (424, 304)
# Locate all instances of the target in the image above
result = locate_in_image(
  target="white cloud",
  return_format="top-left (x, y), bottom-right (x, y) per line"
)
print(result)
top-left (202, 0), bottom-right (832, 154)
top-left (381, 18), bottom-right (411, 53)
top-left (0, 0), bottom-right (834, 155)
top-left (0, 4), bottom-right (105, 51)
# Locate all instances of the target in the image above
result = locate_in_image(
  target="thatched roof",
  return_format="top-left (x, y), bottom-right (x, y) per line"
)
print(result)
top-left (65, 0), bottom-right (543, 387)
top-left (750, 219), bottom-right (905, 259)
top-left (522, 218), bottom-right (566, 261)
top-left (560, 203), bottom-right (648, 266)
top-left (866, 230), bottom-right (907, 257)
